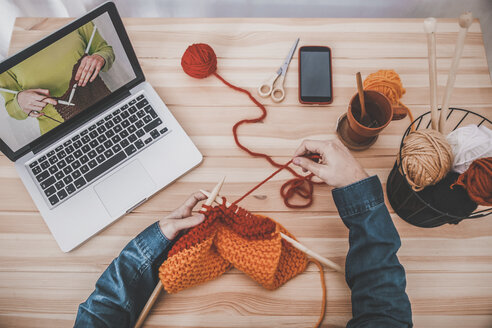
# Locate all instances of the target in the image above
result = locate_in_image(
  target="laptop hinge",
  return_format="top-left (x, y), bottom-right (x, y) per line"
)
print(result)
top-left (31, 89), bottom-right (132, 155)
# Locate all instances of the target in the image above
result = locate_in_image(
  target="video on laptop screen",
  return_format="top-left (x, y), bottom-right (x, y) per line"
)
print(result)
top-left (0, 12), bottom-right (136, 152)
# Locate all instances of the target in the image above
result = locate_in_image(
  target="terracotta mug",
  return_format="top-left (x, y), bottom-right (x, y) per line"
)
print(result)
top-left (346, 90), bottom-right (394, 144)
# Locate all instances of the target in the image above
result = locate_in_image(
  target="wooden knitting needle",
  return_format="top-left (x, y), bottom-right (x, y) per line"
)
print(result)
top-left (199, 189), bottom-right (344, 274)
top-left (356, 72), bottom-right (368, 123)
top-left (134, 177), bottom-right (226, 328)
top-left (438, 12), bottom-right (473, 134)
top-left (424, 17), bottom-right (439, 131)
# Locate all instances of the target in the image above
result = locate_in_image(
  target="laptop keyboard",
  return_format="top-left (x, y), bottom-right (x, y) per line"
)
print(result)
top-left (27, 93), bottom-right (168, 207)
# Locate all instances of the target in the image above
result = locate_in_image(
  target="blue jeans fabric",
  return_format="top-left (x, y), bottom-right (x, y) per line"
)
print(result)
top-left (74, 175), bottom-right (412, 327)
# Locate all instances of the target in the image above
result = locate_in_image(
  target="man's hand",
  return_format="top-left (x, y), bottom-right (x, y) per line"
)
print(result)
top-left (17, 89), bottom-right (57, 117)
top-left (159, 192), bottom-right (208, 240)
top-left (75, 54), bottom-right (105, 87)
top-left (293, 139), bottom-right (369, 188)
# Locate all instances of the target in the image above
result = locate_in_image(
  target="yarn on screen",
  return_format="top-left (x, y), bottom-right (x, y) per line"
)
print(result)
top-left (446, 124), bottom-right (492, 174)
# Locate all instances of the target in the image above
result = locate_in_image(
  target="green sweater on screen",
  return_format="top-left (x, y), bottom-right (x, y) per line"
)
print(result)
top-left (0, 22), bottom-right (115, 135)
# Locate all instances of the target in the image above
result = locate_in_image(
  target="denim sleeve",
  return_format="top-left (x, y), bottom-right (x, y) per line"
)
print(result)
top-left (332, 176), bottom-right (412, 328)
top-left (74, 222), bottom-right (171, 328)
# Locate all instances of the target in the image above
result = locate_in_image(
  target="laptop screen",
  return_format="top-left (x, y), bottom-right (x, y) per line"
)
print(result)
top-left (0, 11), bottom-right (136, 152)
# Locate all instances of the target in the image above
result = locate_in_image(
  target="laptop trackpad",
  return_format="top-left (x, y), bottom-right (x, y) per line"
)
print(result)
top-left (94, 160), bottom-right (155, 217)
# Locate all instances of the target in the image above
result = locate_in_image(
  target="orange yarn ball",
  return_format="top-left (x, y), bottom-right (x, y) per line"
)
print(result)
top-left (364, 69), bottom-right (414, 123)
top-left (452, 157), bottom-right (492, 206)
top-left (363, 69), bottom-right (406, 105)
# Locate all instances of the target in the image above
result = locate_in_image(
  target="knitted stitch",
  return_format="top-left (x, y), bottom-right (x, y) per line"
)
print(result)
top-left (159, 201), bottom-right (308, 293)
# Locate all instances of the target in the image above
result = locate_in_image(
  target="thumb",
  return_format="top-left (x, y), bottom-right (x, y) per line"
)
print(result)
top-left (173, 214), bottom-right (205, 232)
top-left (292, 157), bottom-right (322, 177)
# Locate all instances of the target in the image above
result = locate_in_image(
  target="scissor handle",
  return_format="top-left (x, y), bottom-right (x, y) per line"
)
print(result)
top-left (271, 75), bottom-right (286, 103)
top-left (258, 73), bottom-right (279, 98)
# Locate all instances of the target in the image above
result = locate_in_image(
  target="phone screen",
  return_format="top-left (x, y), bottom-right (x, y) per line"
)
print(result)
top-left (299, 47), bottom-right (332, 103)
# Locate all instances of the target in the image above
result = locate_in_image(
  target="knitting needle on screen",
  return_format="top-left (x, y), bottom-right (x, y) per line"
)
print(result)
top-left (28, 110), bottom-right (63, 124)
top-left (85, 26), bottom-right (97, 54)
top-left (199, 189), bottom-right (344, 274)
top-left (58, 100), bottom-right (75, 106)
top-left (67, 83), bottom-right (77, 104)
top-left (134, 177), bottom-right (226, 328)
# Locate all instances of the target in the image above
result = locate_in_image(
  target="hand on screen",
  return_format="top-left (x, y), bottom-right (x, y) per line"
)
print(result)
top-left (75, 54), bottom-right (106, 87)
top-left (292, 139), bottom-right (369, 188)
top-left (17, 89), bottom-right (58, 117)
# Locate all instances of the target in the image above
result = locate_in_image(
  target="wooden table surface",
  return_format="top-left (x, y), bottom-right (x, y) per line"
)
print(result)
top-left (1, 17), bottom-right (492, 328)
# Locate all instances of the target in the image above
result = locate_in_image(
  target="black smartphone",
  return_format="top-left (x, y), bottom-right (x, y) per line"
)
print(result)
top-left (298, 46), bottom-right (333, 104)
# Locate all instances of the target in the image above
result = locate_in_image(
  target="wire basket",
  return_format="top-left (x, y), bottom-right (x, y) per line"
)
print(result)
top-left (387, 107), bottom-right (492, 228)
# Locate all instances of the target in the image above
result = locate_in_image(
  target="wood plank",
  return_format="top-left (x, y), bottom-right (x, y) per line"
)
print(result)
top-left (0, 17), bottom-right (491, 328)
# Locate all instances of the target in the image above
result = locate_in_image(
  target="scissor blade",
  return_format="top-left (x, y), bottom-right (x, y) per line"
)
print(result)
top-left (280, 38), bottom-right (300, 75)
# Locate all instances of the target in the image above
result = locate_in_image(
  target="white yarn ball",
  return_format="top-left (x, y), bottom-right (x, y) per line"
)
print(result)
top-left (446, 124), bottom-right (492, 173)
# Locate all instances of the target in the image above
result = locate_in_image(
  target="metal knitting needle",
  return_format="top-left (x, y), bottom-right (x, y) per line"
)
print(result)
top-left (28, 110), bottom-right (63, 124)
top-left (0, 87), bottom-right (73, 106)
top-left (199, 189), bottom-right (344, 274)
top-left (85, 26), bottom-right (97, 54)
top-left (58, 100), bottom-right (75, 106)
top-left (67, 84), bottom-right (77, 104)
top-left (0, 87), bottom-right (19, 94)
top-left (134, 177), bottom-right (226, 328)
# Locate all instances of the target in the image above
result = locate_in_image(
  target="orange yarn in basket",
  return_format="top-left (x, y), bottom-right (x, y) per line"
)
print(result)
top-left (452, 157), bottom-right (492, 206)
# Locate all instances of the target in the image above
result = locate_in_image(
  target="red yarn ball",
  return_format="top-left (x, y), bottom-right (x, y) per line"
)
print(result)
top-left (181, 43), bottom-right (217, 79)
top-left (452, 157), bottom-right (492, 206)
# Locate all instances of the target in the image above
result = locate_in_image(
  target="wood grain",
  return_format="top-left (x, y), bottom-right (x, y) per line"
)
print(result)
top-left (0, 17), bottom-right (491, 328)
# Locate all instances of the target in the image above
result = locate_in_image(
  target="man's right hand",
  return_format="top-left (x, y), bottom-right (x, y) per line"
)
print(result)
top-left (17, 89), bottom-right (57, 118)
top-left (293, 139), bottom-right (369, 188)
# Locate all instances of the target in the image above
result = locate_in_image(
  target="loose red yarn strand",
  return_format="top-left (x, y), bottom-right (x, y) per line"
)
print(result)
top-left (182, 43), bottom-right (321, 208)
top-left (217, 70), bottom-right (321, 208)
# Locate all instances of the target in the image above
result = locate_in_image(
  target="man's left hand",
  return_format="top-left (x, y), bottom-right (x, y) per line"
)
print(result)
top-left (159, 192), bottom-right (207, 240)
top-left (75, 54), bottom-right (106, 87)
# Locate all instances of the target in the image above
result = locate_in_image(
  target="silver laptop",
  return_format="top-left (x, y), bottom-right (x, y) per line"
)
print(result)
top-left (0, 2), bottom-right (202, 252)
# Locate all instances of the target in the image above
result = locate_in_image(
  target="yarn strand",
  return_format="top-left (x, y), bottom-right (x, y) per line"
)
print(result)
top-left (181, 43), bottom-right (320, 208)
top-left (309, 259), bottom-right (327, 328)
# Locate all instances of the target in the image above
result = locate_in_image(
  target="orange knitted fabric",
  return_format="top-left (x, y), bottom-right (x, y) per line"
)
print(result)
top-left (159, 201), bottom-right (308, 292)
top-left (159, 200), bottom-right (327, 327)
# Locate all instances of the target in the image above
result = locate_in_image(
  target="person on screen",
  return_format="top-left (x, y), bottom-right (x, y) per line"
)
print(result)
top-left (0, 21), bottom-right (115, 135)
top-left (74, 139), bottom-right (412, 328)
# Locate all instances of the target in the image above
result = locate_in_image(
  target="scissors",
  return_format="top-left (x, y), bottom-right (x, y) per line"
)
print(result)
top-left (258, 38), bottom-right (299, 103)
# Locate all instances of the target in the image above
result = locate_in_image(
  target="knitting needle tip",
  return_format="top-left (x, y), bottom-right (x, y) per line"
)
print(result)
top-left (203, 176), bottom-right (226, 207)
top-left (58, 100), bottom-right (74, 106)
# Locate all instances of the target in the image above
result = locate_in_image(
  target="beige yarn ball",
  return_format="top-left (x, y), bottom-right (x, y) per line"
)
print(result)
top-left (398, 129), bottom-right (453, 191)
